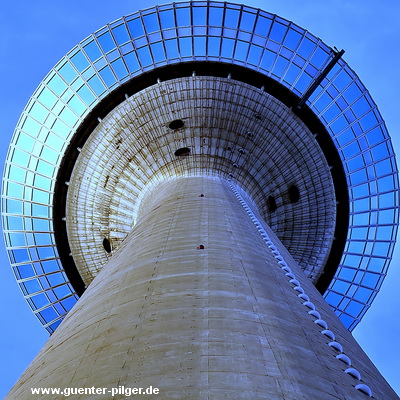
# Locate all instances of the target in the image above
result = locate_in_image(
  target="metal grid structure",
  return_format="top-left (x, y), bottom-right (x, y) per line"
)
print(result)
top-left (2, 1), bottom-right (398, 333)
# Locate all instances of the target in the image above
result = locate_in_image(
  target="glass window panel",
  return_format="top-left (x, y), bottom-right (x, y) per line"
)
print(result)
top-left (39, 307), bottom-right (58, 322)
top-left (332, 279), bottom-right (350, 293)
top-left (47, 74), bottom-right (67, 97)
top-left (32, 203), bottom-right (49, 218)
top-left (70, 51), bottom-right (90, 72)
top-left (112, 24), bottom-right (130, 45)
top-left (209, 6), bottom-right (223, 26)
top-left (52, 119), bottom-right (70, 139)
top-left (6, 199), bottom-right (23, 214)
top-left (233, 40), bottom-right (248, 61)
top-left (345, 301), bottom-right (364, 317)
top-left (254, 15), bottom-right (272, 37)
top-left (269, 21), bottom-right (287, 43)
top-left (325, 291), bottom-right (342, 307)
top-left (192, 6), bottom-right (207, 25)
top-left (193, 37), bottom-right (206, 57)
top-left (127, 18), bottom-right (146, 38)
top-left (34, 175), bottom-right (52, 191)
top-left (84, 40), bottom-right (103, 62)
top-left (34, 233), bottom-right (52, 246)
top-left (160, 9), bottom-right (175, 29)
top-left (294, 73), bottom-right (312, 93)
top-left (207, 36), bottom-right (221, 57)
top-left (360, 111), bottom-right (378, 132)
top-left (247, 44), bottom-right (262, 66)
top-left (297, 38), bottom-right (315, 59)
top-left (32, 189), bottom-right (50, 205)
top-left (77, 85), bottom-right (96, 106)
top-left (97, 31), bottom-right (116, 53)
top-left (179, 37), bottom-right (193, 57)
top-left (150, 42), bottom-right (166, 63)
top-left (333, 69), bottom-right (352, 91)
top-left (353, 96), bottom-right (370, 118)
top-left (342, 141), bottom-right (360, 158)
top-left (350, 227), bottom-right (368, 240)
top-left (13, 248), bottom-right (30, 263)
top-left (37, 246), bottom-right (55, 260)
top-left (37, 88), bottom-right (58, 110)
top-left (110, 58), bottom-right (128, 80)
top-left (32, 218), bottom-right (50, 232)
top-left (124, 51), bottom-right (141, 72)
top-left (22, 116), bottom-right (42, 136)
top-left (31, 293), bottom-right (49, 309)
top-left (344, 82), bottom-right (362, 104)
top-left (339, 314), bottom-right (355, 329)
top-left (11, 148), bottom-right (29, 168)
top-left (272, 56), bottom-right (289, 77)
top-left (338, 266), bottom-right (357, 281)
top-left (176, 7), bottom-right (191, 26)
top-left (143, 13), bottom-right (160, 33)
top-left (377, 225), bottom-right (394, 240)
top-left (8, 165), bottom-right (26, 183)
top-left (137, 46), bottom-right (153, 66)
top-left (371, 142), bottom-right (389, 161)
top-left (6, 215), bottom-right (24, 230)
top-left (41, 260), bottom-right (59, 273)
top-left (24, 279), bottom-right (42, 294)
top-left (68, 95), bottom-right (86, 116)
top-left (221, 38), bottom-right (235, 58)
top-left (239, 11), bottom-right (256, 32)
top-left (47, 272), bottom-right (65, 286)
top-left (323, 103), bottom-right (340, 123)
top-left (59, 62), bottom-right (77, 84)
top-left (61, 296), bottom-right (76, 311)
top-left (379, 192), bottom-right (396, 208)
top-left (284, 29), bottom-right (302, 50)
top-left (310, 47), bottom-right (329, 69)
top-left (165, 38), bottom-right (179, 59)
top-left (378, 208), bottom-right (395, 224)
top-left (260, 49), bottom-right (275, 71)
top-left (346, 154), bottom-right (365, 173)
top-left (283, 64), bottom-right (300, 85)
top-left (88, 75), bottom-right (106, 96)
top-left (224, 8), bottom-right (240, 29)
top-left (16, 264), bottom-right (35, 279)
top-left (366, 126), bottom-right (384, 146)
top-left (54, 284), bottom-right (71, 299)
top-left (6, 182), bottom-right (24, 199)
top-left (99, 66), bottom-right (117, 87)
top-left (59, 107), bottom-right (78, 127)
top-left (350, 169), bottom-right (368, 185)
top-left (353, 287), bottom-right (372, 303)
top-left (9, 232), bottom-right (26, 247)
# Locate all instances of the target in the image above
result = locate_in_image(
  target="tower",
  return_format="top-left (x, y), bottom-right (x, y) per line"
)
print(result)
top-left (2, 1), bottom-right (399, 398)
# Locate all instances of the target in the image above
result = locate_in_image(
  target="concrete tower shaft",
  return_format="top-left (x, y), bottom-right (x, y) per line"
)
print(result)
top-left (6, 177), bottom-right (397, 399)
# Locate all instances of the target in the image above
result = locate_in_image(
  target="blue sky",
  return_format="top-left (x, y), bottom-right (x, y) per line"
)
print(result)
top-left (1, 0), bottom-right (399, 398)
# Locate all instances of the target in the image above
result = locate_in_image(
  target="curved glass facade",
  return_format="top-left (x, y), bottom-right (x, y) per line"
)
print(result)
top-left (2, 1), bottom-right (398, 333)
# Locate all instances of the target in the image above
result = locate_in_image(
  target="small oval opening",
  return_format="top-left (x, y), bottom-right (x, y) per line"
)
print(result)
top-left (267, 196), bottom-right (277, 212)
top-left (169, 119), bottom-right (184, 130)
top-left (174, 147), bottom-right (191, 157)
top-left (288, 184), bottom-right (300, 203)
top-left (103, 238), bottom-right (112, 253)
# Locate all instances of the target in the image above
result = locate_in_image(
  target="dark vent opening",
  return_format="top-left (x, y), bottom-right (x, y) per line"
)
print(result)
top-left (174, 147), bottom-right (191, 157)
top-left (267, 196), bottom-right (277, 212)
top-left (169, 119), bottom-right (184, 130)
top-left (288, 185), bottom-right (300, 203)
top-left (103, 238), bottom-right (112, 253)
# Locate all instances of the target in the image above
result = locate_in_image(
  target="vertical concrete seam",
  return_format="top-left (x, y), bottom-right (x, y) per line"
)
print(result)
top-left (228, 183), bottom-right (374, 399)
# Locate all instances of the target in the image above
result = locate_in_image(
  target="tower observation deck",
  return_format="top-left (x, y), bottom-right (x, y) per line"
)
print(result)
top-left (2, 2), bottom-right (399, 399)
